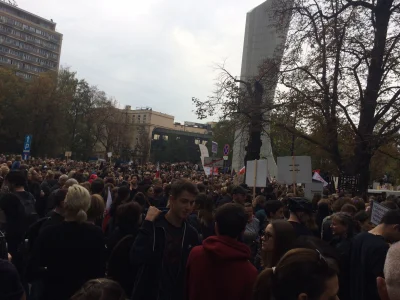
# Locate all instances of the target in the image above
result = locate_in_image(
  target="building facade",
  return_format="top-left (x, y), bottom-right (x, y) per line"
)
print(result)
top-left (94, 106), bottom-right (212, 162)
top-left (0, 1), bottom-right (62, 79)
top-left (232, 0), bottom-right (293, 177)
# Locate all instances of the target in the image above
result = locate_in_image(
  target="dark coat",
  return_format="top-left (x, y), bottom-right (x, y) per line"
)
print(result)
top-left (130, 215), bottom-right (199, 300)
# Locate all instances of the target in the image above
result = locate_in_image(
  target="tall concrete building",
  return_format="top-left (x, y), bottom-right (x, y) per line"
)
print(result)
top-left (232, 0), bottom-right (292, 177)
top-left (0, 1), bottom-right (62, 79)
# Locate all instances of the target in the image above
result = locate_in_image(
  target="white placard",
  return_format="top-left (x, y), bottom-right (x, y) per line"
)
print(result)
top-left (65, 151), bottom-right (72, 157)
top-left (277, 156), bottom-right (312, 184)
top-left (199, 144), bottom-right (209, 167)
top-left (245, 160), bottom-right (268, 187)
top-left (371, 201), bottom-right (390, 226)
top-left (107, 152), bottom-right (112, 158)
top-left (304, 182), bottom-right (324, 200)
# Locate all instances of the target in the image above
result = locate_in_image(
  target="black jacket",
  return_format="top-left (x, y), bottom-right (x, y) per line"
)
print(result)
top-left (130, 214), bottom-right (199, 300)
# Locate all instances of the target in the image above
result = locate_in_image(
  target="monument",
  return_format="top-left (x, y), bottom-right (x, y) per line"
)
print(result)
top-left (232, 0), bottom-right (293, 178)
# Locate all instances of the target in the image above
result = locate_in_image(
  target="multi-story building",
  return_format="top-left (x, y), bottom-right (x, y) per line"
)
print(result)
top-left (0, 1), bottom-right (62, 79)
top-left (93, 106), bottom-right (213, 162)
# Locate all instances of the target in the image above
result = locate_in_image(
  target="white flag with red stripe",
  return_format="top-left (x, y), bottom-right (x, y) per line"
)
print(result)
top-left (313, 172), bottom-right (328, 187)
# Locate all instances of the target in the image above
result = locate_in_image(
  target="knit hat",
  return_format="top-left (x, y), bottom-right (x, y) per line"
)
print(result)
top-left (0, 259), bottom-right (25, 300)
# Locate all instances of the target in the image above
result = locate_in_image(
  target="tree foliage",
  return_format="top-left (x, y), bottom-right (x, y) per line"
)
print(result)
top-left (0, 67), bottom-right (125, 159)
top-left (270, 0), bottom-right (400, 191)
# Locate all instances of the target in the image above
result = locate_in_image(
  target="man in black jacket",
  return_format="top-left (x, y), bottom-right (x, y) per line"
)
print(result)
top-left (130, 180), bottom-right (199, 300)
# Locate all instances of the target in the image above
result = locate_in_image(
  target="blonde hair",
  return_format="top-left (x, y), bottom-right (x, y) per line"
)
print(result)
top-left (64, 184), bottom-right (91, 223)
top-left (0, 165), bottom-right (9, 177)
top-left (87, 194), bottom-right (105, 222)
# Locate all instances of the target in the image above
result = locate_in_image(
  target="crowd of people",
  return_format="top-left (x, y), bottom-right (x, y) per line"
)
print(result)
top-left (0, 154), bottom-right (400, 300)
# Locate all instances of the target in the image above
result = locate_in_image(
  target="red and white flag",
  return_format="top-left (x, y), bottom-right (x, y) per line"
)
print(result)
top-left (156, 162), bottom-right (160, 178)
top-left (313, 172), bottom-right (328, 187)
top-left (239, 166), bottom-right (246, 175)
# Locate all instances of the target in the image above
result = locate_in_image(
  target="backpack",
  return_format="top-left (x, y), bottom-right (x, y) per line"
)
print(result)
top-left (14, 192), bottom-right (39, 227)
top-left (19, 217), bottom-right (50, 264)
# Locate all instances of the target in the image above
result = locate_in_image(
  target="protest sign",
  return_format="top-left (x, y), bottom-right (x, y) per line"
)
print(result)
top-left (277, 156), bottom-right (312, 184)
top-left (371, 201), bottom-right (390, 226)
top-left (245, 160), bottom-right (268, 188)
top-left (304, 182), bottom-right (324, 200)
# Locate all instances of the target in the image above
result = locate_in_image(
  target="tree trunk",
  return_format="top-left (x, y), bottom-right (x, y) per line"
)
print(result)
top-left (354, 0), bottom-right (392, 193)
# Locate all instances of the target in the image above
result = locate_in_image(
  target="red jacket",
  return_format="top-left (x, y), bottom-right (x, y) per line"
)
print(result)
top-left (186, 235), bottom-right (258, 300)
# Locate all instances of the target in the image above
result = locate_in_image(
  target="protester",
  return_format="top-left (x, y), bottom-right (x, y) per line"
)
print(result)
top-left (40, 188), bottom-right (67, 232)
top-left (87, 194), bottom-right (105, 225)
top-left (27, 184), bottom-right (106, 300)
top-left (130, 180), bottom-right (199, 300)
top-left (243, 202), bottom-right (260, 262)
top-left (185, 203), bottom-right (257, 300)
top-left (259, 219), bottom-right (296, 269)
top-left (107, 202), bottom-right (142, 296)
top-left (258, 200), bottom-right (284, 230)
top-left (5, 170), bottom-right (38, 226)
top-left (350, 210), bottom-right (400, 300)
top-left (91, 178), bottom-right (105, 195)
top-left (287, 197), bottom-right (314, 237)
top-left (231, 186), bottom-right (247, 205)
top-left (330, 212), bottom-right (355, 300)
top-left (252, 195), bottom-right (266, 213)
top-left (70, 278), bottom-right (126, 300)
top-left (106, 186), bottom-right (131, 233)
top-left (354, 210), bottom-right (373, 233)
top-left (377, 241), bottom-right (400, 300)
top-left (216, 184), bottom-right (233, 207)
top-left (129, 175), bottom-right (139, 199)
top-left (253, 248), bottom-right (339, 300)
top-left (322, 197), bottom-right (351, 242)
top-left (0, 258), bottom-right (26, 300)
top-left (187, 193), bottom-right (215, 241)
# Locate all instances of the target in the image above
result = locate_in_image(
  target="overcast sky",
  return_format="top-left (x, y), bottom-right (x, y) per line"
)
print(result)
top-left (18, 0), bottom-right (263, 123)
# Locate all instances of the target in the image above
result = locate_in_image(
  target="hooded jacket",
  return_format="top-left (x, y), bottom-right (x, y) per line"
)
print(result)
top-left (130, 214), bottom-right (199, 300)
top-left (186, 235), bottom-right (258, 300)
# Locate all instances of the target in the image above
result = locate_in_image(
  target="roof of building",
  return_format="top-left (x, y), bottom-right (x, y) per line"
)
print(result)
top-left (0, 1), bottom-right (57, 26)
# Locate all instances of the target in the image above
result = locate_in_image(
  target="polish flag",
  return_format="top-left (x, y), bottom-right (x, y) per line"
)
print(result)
top-left (239, 166), bottom-right (246, 175)
top-left (313, 172), bottom-right (328, 187)
top-left (156, 162), bottom-right (160, 178)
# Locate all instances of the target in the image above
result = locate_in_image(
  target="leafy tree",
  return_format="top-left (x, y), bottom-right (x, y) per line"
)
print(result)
top-left (270, 0), bottom-right (400, 191)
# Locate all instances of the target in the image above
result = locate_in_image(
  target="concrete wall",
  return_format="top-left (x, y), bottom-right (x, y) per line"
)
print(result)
top-left (232, 0), bottom-right (292, 178)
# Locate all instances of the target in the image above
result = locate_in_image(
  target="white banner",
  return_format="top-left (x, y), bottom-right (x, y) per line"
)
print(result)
top-left (199, 144), bottom-right (209, 167)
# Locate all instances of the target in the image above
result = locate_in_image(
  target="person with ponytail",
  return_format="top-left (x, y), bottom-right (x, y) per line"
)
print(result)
top-left (253, 248), bottom-right (339, 300)
top-left (27, 184), bottom-right (106, 300)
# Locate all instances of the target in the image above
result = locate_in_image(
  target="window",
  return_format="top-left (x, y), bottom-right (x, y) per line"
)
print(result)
top-left (153, 134), bottom-right (160, 140)
top-left (195, 139), bottom-right (200, 145)
top-left (163, 136), bottom-right (169, 141)
top-left (132, 115), bottom-right (135, 123)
